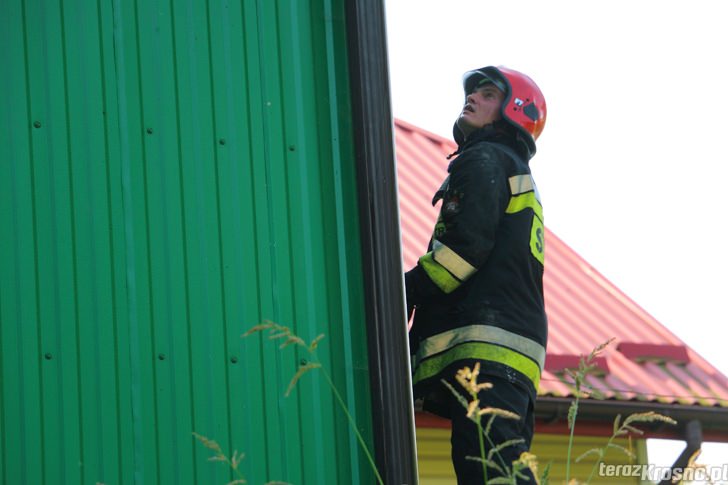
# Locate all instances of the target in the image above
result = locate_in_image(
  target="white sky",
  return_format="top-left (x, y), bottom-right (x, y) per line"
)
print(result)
top-left (385, 0), bottom-right (728, 471)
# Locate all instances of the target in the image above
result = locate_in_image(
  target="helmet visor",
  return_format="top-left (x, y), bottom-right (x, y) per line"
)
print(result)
top-left (463, 69), bottom-right (507, 96)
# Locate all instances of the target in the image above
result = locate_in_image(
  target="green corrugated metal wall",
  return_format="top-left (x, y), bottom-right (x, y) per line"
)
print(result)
top-left (0, 0), bottom-right (375, 484)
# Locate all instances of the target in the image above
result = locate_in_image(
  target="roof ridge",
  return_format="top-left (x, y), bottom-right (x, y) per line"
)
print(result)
top-left (394, 118), bottom-right (455, 148)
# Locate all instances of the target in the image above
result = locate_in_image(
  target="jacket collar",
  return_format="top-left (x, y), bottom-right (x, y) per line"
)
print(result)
top-left (448, 124), bottom-right (528, 165)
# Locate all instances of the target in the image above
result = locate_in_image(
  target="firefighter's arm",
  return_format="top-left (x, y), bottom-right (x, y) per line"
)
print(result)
top-left (413, 156), bottom-right (510, 296)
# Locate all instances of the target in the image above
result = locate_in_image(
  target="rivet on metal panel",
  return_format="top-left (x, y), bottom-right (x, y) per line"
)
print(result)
top-left (44, 352), bottom-right (53, 360)
top-left (230, 356), bottom-right (238, 364)
top-left (288, 145), bottom-right (295, 151)
top-left (33, 121), bottom-right (42, 128)
top-left (300, 359), bottom-right (307, 366)
top-left (146, 127), bottom-right (153, 134)
top-left (219, 138), bottom-right (226, 145)
top-left (158, 353), bottom-right (166, 360)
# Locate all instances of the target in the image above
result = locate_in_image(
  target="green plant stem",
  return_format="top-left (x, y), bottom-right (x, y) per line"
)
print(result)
top-left (565, 395), bottom-right (580, 484)
top-left (483, 425), bottom-right (514, 481)
top-left (227, 459), bottom-right (246, 483)
top-left (477, 419), bottom-right (488, 485)
top-left (320, 367), bottom-right (384, 485)
top-left (584, 449), bottom-right (607, 485)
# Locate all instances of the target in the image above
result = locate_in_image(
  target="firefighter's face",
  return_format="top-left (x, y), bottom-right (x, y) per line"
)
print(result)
top-left (458, 83), bottom-right (504, 139)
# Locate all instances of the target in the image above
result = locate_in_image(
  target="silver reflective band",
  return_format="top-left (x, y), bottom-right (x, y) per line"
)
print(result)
top-left (415, 324), bottom-right (546, 370)
top-left (432, 240), bottom-right (477, 281)
top-left (509, 174), bottom-right (534, 195)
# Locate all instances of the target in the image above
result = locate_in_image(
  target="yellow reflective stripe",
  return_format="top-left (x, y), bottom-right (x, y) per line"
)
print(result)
top-left (509, 174), bottom-right (534, 195)
top-left (530, 216), bottom-right (545, 265)
top-left (506, 192), bottom-right (545, 265)
top-left (412, 341), bottom-right (541, 391)
top-left (432, 240), bottom-right (477, 281)
top-left (419, 252), bottom-right (461, 293)
top-left (415, 324), bottom-right (546, 369)
top-left (506, 192), bottom-right (543, 221)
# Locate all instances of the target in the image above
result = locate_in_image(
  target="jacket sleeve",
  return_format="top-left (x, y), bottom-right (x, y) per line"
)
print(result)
top-left (416, 153), bottom-right (510, 295)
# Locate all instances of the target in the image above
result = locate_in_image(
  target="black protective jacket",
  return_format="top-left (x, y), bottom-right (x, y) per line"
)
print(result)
top-left (406, 126), bottom-right (547, 418)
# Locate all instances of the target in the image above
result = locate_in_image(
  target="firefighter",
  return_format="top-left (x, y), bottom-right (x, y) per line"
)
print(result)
top-left (405, 65), bottom-right (547, 484)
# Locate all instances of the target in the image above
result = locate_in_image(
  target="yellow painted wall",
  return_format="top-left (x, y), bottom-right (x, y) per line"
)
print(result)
top-left (416, 427), bottom-right (648, 484)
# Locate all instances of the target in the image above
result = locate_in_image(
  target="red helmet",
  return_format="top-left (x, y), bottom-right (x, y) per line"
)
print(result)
top-left (461, 65), bottom-right (547, 158)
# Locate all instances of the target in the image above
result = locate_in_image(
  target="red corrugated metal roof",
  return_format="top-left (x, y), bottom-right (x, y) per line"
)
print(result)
top-left (395, 118), bottom-right (728, 408)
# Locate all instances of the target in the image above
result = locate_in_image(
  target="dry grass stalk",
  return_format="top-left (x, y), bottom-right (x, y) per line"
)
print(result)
top-left (242, 320), bottom-right (383, 485)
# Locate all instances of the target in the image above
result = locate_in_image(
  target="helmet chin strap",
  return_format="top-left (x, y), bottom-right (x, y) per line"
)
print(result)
top-left (461, 119), bottom-right (505, 140)
top-left (455, 117), bottom-right (470, 136)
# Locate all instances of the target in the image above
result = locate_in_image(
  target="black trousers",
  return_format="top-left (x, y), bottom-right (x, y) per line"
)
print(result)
top-left (448, 374), bottom-right (536, 484)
